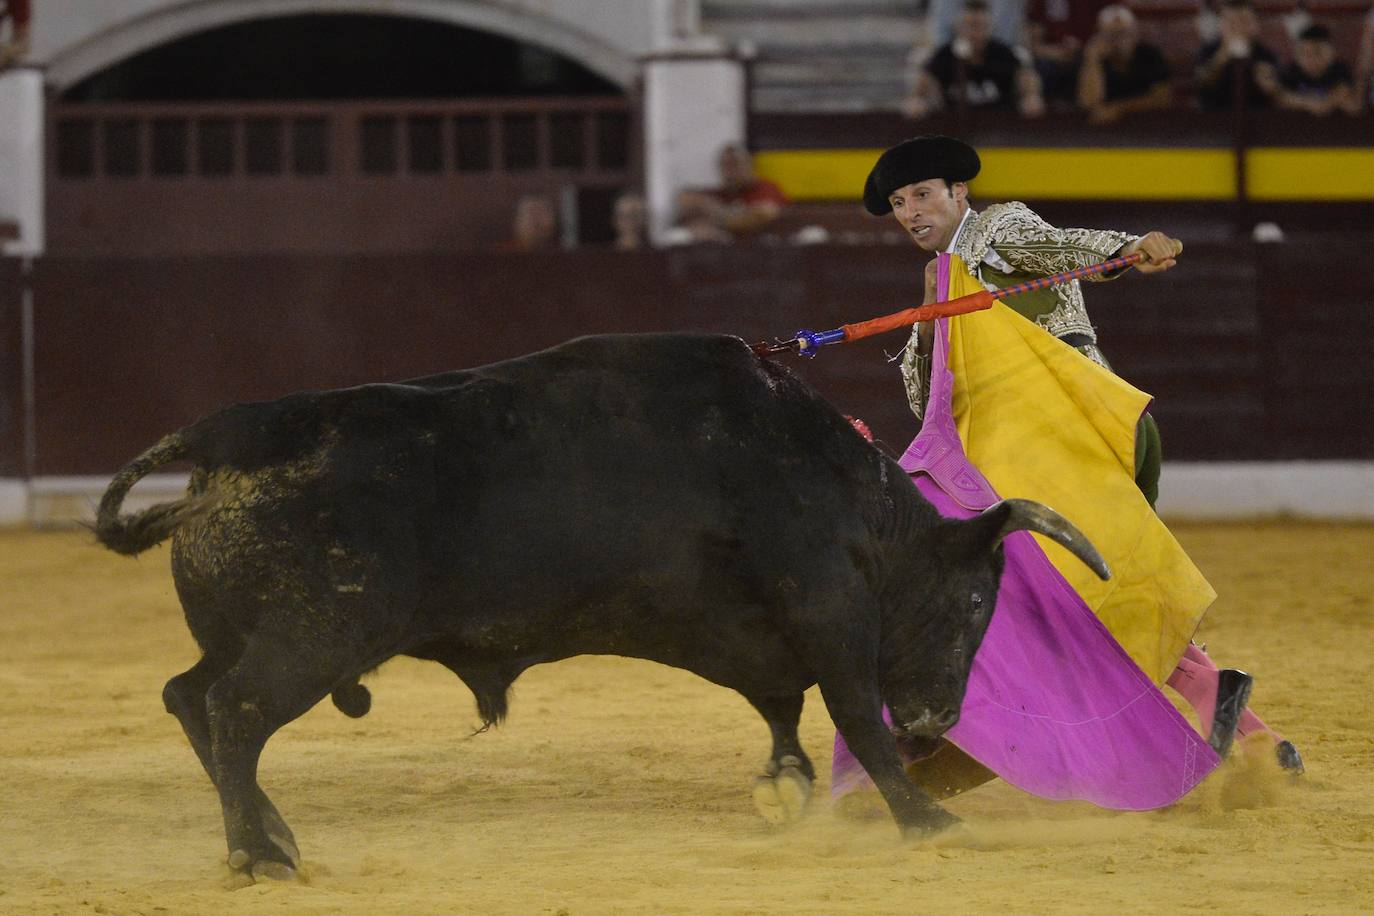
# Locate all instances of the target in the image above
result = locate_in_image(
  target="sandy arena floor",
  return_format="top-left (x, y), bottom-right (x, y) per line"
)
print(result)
top-left (1, 522), bottom-right (1371, 914)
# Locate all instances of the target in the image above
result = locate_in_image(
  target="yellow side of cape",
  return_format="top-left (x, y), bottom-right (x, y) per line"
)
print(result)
top-left (944, 256), bottom-right (1215, 683)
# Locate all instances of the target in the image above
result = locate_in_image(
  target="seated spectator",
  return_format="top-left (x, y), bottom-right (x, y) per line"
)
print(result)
top-left (1194, 0), bottom-right (1280, 111)
top-left (1026, 0), bottom-right (1115, 107)
top-left (499, 194), bottom-right (559, 251)
top-left (1281, 0), bottom-right (1314, 45)
top-left (1275, 24), bottom-right (1359, 116)
top-left (1196, 0), bottom-right (1221, 45)
top-left (1077, 5), bottom-right (1172, 123)
top-left (611, 192), bottom-right (648, 250)
top-left (0, 0), bottom-right (31, 69)
top-left (905, 0), bottom-right (1046, 119)
top-left (674, 144), bottom-right (788, 243)
top-left (925, 0), bottom-right (1026, 51)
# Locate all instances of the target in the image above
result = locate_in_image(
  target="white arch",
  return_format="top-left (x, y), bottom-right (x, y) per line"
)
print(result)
top-left (45, 0), bottom-right (639, 93)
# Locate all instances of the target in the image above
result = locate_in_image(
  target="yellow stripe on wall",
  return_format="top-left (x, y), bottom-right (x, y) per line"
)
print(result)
top-left (752, 149), bottom-right (893, 203)
top-left (975, 149), bottom-right (1235, 199)
top-left (1248, 148), bottom-right (1374, 200)
top-left (754, 147), bottom-right (1374, 202)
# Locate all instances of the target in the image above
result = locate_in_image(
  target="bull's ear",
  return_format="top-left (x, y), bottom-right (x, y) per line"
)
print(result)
top-left (979, 499), bottom-right (1111, 581)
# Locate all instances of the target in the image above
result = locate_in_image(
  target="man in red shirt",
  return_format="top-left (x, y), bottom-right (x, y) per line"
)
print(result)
top-left (674, 144), bottom-right (788, 243)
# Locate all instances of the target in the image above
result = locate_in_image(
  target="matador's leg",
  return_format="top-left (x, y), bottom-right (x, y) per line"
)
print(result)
top-left (1134, 412), bottom-right (1162, 509)
top-left (1166, 643), bottom-right (1304, 772)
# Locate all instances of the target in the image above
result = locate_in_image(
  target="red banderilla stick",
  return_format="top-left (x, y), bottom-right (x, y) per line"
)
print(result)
top-left (751, 251), bottom-right (1146, 357)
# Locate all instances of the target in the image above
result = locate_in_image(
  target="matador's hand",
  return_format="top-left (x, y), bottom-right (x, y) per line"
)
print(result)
top-left (1123, 232), bottom-right (1183, 274)
top-left (923, 258), bottom-right (940, 304)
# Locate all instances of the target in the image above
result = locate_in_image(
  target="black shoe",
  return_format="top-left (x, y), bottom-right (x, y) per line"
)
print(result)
top-left (1276, 739), bottom-right (1305, 775)
top-left (1208, 668), bottom-right (1254, 758)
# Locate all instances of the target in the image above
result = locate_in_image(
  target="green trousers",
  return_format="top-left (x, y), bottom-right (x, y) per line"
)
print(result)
top-left (1135, 412), bottom-right (1162, 509)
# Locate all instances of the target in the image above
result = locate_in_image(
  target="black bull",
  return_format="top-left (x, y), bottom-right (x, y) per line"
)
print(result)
top-left (95, 333), bottom-right (1107, 878)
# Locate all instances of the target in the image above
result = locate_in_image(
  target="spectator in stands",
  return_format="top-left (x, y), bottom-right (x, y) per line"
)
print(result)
top-left (1275, 23), bottom-right (1360, 116)
top-left (500, 194), bottom-right (559, 251)
top-left (905, 0), bottom-right (1047, 119)
top-left (0, 0), bottom-right (31, 69)
top-left (926, 0), bottom-right (1026, 51)
top-left (612, 192), bottom-right (648, 250)
top-left (1077, 5), bottom-right (1172, 123)
top-left (1195, 0), bottom-right (1221, 45)
top-left (673, 144), bottom-right (788, 243)
top-left (1026, 0), bottom-right (1115, 107)
top-left (1194, 0), bottom-right (1280, 111)
top-left (1280, 0), bottom-right (1315, 45)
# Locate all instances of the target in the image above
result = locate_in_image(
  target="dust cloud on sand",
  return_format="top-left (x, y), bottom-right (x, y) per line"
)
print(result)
top-left (1, 523), bottom-right (1371, 914)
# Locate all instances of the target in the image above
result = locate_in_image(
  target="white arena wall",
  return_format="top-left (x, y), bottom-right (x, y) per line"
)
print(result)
top-left (27, 0), bottom-right (694, 91)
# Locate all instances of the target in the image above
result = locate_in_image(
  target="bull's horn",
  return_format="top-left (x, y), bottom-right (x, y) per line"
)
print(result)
top-left (985, 498), bottom-right (1111, 581)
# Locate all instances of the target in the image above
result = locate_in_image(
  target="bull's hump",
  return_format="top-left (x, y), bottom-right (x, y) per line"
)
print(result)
top-left (542, 333), bottom-right (751, 371)
top-left (458, 333), bottom-right (759, 395)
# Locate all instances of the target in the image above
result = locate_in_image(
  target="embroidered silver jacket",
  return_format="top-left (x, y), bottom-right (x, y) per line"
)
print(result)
top-left (901, 202), bottom-right (1139, 419)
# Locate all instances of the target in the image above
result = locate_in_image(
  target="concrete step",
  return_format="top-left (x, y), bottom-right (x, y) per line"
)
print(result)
top-left (751, 85), bottom-right (906, 113)
top-left (752, 54), bottom-right (908, 80)
top-left (706, 15), bottom-right (920, 47)
top-left (703, 0), bottom-right (925, 18)
top-left (749, 41), bottom-right (914, 61)
top-left (702, 0), bottom-right (925, 112)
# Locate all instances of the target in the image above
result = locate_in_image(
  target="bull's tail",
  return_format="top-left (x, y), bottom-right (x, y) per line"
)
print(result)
top-left (94, 432), bottom-right (205, 556)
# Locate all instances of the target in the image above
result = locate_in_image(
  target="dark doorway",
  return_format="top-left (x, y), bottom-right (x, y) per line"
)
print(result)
top-left (62, 14), bottom-right (623, 102)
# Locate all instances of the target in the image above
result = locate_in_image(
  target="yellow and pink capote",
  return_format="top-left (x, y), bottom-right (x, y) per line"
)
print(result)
top-left (832, 253), bottom-right (1220, 807)
top-left (939, 254), bottom-right (1215, 684)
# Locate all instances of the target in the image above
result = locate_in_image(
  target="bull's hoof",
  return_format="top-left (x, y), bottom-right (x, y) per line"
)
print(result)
top-left (900, 805), bottom-right (961, 841)
top-left (228, 843), bottom-right (300, 882)
top-left (266, 829), bottom-right (301, 869)
top-left (251, 860), bottom-right (300, 883)
top-left (255, 798), bottom-right (301, 867)
top-left (752, 756), bottom-right (812, 826)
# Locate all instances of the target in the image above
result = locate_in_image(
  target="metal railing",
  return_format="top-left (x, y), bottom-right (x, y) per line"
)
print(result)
top-left (45, 96), bottom-right (640, 254)
top-left (50, 97), bottom-right (635, 182)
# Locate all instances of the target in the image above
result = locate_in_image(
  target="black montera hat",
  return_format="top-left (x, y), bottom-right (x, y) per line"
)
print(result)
top-left (862, 136), bottom-right (981, 216)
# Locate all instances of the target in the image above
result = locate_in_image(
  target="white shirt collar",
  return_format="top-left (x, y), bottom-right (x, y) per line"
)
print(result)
top-left (944, 205), bottom-right (1016, 274)
top-left (944, 206), bottom-right (975, 254)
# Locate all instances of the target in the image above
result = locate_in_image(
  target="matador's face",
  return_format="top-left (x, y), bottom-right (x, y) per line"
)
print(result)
top-left (887, 179), bottom-right (969, 253)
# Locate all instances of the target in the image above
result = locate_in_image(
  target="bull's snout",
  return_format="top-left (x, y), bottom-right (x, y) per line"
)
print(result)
top-left (891, 707), bottom-right (959, 739)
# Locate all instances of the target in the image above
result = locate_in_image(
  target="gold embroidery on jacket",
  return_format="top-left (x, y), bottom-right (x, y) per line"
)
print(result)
top-left (900, 324), bottom-right (929, 420)
top-left (953, 202), bottom-right (1137, 345)
top-left (902, 203), bottom-right (1138, 419)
